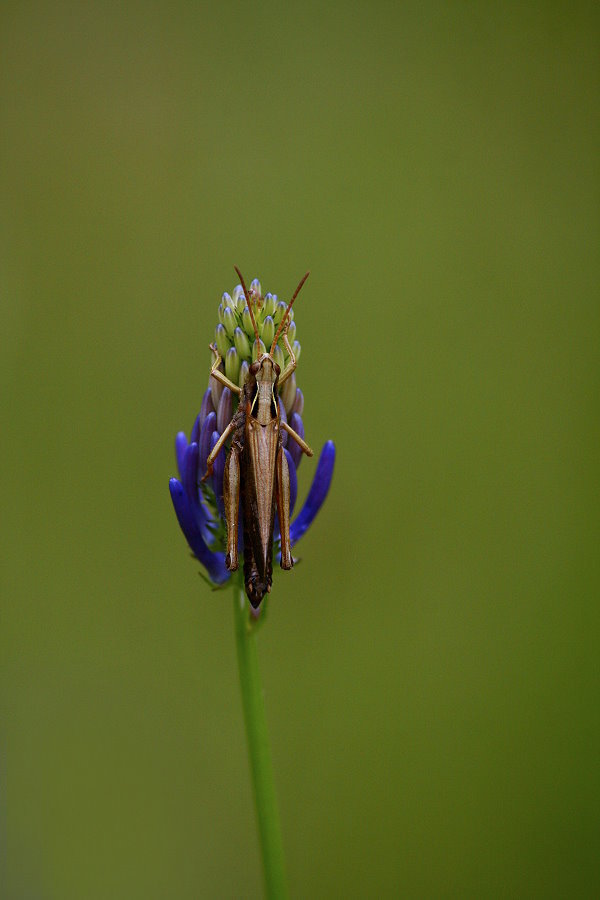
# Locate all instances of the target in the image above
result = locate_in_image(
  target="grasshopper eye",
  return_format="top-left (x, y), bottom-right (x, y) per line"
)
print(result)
top-left (273, 361), bottom-right (281, 376)
top-left (249, 361), bottom-right (260, 375)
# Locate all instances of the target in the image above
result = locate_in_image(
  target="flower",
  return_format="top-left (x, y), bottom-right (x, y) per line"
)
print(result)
top-left (169, 274), bottom-right (335, 605)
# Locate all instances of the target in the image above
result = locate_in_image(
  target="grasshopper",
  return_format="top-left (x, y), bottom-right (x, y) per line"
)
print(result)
top-left (202, 267), bottom-right (313, 607)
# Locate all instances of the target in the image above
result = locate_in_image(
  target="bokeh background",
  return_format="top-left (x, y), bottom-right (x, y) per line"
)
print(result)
top-left (1, 2), bottom-right (598, 897)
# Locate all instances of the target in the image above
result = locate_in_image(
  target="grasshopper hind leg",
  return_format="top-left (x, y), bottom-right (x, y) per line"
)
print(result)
top-left (223, 445), bottom-right (241, 571)
top-left (276, 447), bottom-right (293, 570)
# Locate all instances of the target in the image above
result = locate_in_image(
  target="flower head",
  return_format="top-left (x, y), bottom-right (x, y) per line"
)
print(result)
top-left (169, 273), bottom-right (335, 608)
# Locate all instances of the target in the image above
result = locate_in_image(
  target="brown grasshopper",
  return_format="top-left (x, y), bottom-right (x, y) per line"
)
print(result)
top-left (202, 267), bottom-right (313, 607)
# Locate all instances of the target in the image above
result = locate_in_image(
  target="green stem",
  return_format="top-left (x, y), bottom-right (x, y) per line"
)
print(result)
top-left (233, 584), bottom-right (288, 899)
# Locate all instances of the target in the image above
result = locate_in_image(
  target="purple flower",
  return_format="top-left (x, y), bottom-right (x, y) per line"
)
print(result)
top-left (168, 274), bottom-right (335, 600)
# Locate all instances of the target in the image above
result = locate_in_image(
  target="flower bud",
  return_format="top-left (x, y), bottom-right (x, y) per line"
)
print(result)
top-left (292, 340), bottom-right (301, 362)
top-left (233, 326), bottom-right (251, 359)
top-left (215, 323), bottom-right (230, 359)
top-left (198, 411), bottom-right (217, 471)
top-left (242, 306), bottom-right (256, 339)
top-left (251, 338), bottom-right (267, 362)
top-left (272, 343), bottom-right (284, 372)
top-left (250, 278), bottom-right (262, 298)
top-left (281, 372), bottom-right (296, 415)
top-left (225, 346), bottom-right (240, 385)
top-left (217, 387), bottom-right (233, 433)
top-left (288, 412), bottom-right (305, 470)
top-left (223, 307), bottom-right (237, 338)
top-left (292, 387), bottom-right (304, 417)
top-left (238, 360), bottom-right (250, 389)
top-left (210, 430), bottom-right (225, 515)
top-left (273, 300), bottom-right (287, 325)
top-left (221, 291), bottom-right (234, 309)
top-left (190, 413), bottom-right (201, 446)
top-left (232, 284), bottom-right (244, 305)
top-left (263, 293), bottom-right (276, 316)
top-left (217, 302), bottom-right (225, 325)
top-left (287, 320), bottom-right (297, 344)
top-left (210, 370), bottom-right (223, 409)
top-left (262, 315), bottom-right (274, 349)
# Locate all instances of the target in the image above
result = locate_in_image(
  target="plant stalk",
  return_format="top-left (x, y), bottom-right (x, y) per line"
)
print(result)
top-left (233, 584), bottom-right (288, 899)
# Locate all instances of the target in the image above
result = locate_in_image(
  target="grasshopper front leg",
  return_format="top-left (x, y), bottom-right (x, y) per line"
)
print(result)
top-left (276, 447), bottom-right (293, 569)
top-left (208, 343), bottom-right (242, 395)
top-left (281, 421), bottom-right (313, 457)
top-left (201, 419), bottom-right (236, 482)
top-left (278, 331), bottom-right (297, 386)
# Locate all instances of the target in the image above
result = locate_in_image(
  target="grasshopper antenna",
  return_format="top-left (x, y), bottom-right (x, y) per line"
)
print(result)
top-left (234, 265), bottom-right (261, 347)
top-left (270, 270), bottom-right (310, 354)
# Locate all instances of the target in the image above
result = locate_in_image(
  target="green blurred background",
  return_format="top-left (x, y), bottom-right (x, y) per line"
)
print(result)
top-left (1, 2), bottom-right (598, 897)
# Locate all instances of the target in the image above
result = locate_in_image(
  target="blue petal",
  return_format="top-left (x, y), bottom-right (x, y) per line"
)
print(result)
top-left (198, 411), bottom-right (217, 474)
top-left (175, 432), bottom-right (188, 480)
top-left (288, 412), bottom-right (304, 470)
top-left (217, 387), bottom-right (233, 434)
top-left (292, 388), bottom-right (304, 417)
top-left (180, 440), bottom-right (211, 531)
top-left (290, 441), bottom-right (335, 545)
top-left (169, 479), bottom-right (229, 584)
top-left (190, 412), bottom-right (202, 447)
top-left (182, 442), bottom-right (200, 508)
top-left (199, 388), bottom-right (215, 429)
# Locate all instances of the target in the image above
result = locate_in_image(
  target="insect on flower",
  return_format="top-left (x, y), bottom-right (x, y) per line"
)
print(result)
top-left (202, 268), bottom-right (312, 607)
top-left (169, 268), bottom-right (335, 610)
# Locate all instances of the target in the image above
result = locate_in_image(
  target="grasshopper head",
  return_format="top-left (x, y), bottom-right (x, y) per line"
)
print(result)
top-left (250, 354), bottom-right (281, 386)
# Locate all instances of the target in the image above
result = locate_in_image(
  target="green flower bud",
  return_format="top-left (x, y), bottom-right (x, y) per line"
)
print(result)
top-left (287, 320), bottom-right (296, 344)
top-left (238, 359), bottom-right (249, 389)
top-left (262, 315), bottom-right (274, 349)
top-left (242, 306), bottom-right (256, 339)
top-left (281, 372), bottom-right (296, 415)
top-left (263, 293), bottom-right (276, 317)
top-left (236, 293), bottom-right (247, 314)
top-left (273, 300), bottom-right (287, 325)
top-left (250, 278), bottom-right (262, 298)
top-left (233, 326), bottom-right (251, 359)
top-left (210, 368), bottom-right (223, 410)
top-left (251, 338), bottom-right (267, 362)
top-left (272, 343), bottom-right (285, 372)
top-left (222, 291), bottom-right (234, 309)
top-left (215, 323), bottom-right (231, 359)
top-left (225, 346), bottom-right (240, 385)
top-left (292, 340), bottom-right (301, 362)
top-left (223, 307), bottom-right (237, 338)
top-left (232, 284), bottom-right (244, 305)
top-left (217, 302), bottom-right (225, 325)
